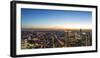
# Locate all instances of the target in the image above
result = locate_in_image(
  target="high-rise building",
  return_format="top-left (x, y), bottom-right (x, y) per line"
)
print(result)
top-left (64, 30), bottom-right (69, 47)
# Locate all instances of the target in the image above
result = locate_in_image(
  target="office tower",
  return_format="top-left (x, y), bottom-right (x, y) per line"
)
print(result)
top-left (64, 30), bottom-right (69, 47)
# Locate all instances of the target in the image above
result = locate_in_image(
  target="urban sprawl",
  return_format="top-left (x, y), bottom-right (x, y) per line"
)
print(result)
top-left (21, 29), bottom-right (92, 49)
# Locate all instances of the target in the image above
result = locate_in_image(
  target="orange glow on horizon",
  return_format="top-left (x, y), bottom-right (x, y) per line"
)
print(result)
top-left (23, 23), bottom-right (92, 30)
top-left (47, 23), bottom-right (92, 30)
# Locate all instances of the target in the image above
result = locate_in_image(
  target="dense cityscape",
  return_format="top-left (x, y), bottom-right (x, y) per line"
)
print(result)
top-left (21, 8), bottom-right (92, 49)
top-left (21, 29), bottom-right (92, 49)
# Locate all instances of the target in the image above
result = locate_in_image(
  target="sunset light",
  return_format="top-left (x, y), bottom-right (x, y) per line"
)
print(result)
top-left (21, 8), bottom-right (92, 30)
top-left (21, 7), bottom-right (93, 50)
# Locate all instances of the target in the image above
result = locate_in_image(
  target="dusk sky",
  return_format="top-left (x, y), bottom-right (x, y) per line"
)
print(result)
top-left (21, 8), bottom-right (92, 29)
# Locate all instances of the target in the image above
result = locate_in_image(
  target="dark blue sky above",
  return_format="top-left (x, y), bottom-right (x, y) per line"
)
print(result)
top-left (21, 8), bottom-right (92, 29)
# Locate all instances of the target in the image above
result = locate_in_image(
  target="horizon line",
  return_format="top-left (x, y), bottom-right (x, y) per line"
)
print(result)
top-left (22, 27), bottom-right (92, 30)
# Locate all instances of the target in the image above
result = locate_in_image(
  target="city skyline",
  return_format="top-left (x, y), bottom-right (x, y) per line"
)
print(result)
top-left (21, 8), bottom-right (92, 29)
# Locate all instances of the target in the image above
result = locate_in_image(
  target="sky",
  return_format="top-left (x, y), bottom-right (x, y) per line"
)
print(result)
top-left (21, 8), bottom-right (92, 29)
